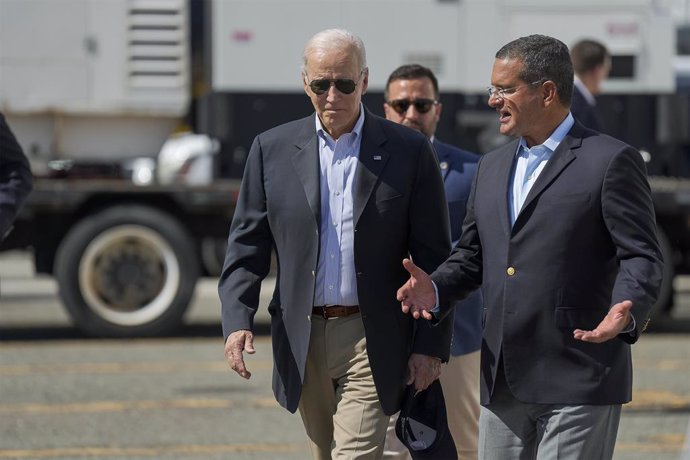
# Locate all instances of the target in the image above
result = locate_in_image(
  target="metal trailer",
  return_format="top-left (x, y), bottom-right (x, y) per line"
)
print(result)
top-left (1, 0), bottom-right (688, 336)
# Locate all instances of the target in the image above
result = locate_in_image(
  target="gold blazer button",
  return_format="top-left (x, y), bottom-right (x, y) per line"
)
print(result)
top-left (506, 267), bottom-right (516, 276)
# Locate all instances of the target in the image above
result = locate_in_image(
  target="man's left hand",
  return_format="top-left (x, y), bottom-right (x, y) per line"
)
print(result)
top-left (573, 300), bottom-right (633, 343)
top-left (406, 353), bottom-right (442, 390)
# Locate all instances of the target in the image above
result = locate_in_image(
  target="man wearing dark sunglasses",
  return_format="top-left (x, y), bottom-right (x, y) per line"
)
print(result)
top-left (219, 29), bottom-right (453, 459)
top-left (382, 65), bottom-right (481, 460)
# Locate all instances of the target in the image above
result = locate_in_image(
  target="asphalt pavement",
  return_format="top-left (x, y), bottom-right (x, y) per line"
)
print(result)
top-left (1, 250), bottom-right (689, 460)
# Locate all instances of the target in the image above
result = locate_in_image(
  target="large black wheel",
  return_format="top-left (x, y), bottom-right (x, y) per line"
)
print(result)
top-left (54, 205), bottom-right (199, 337)
top-left (651, 225), bottom-right (675, 319)
top-left (200, 237), bottom-right (227, 277)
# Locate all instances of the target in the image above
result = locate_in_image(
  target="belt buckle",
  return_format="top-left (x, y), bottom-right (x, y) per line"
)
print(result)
top-left (323, 304), bottom-right (338, 319)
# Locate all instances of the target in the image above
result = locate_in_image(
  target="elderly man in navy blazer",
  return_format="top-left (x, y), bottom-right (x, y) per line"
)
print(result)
top-left (219, 29), bottom-right (452, 459)
top-left (382, 64), bottom-right (481, 460)
top-left (0, 112), bottom-right (32, 241)
top-left (397, 35), bottom-right (663, 459)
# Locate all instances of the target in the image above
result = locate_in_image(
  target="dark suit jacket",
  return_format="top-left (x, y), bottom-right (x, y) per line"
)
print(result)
top-left (433, 140), bottom-right (482, 356)
top-left (431, 120), bottom-right (663, 406)
top-left (0, 112), bottom-right (33, 240)
top-left (219, 108), bottom-right (452, 415)
top-left (571, 85), bottom-right (604, 132)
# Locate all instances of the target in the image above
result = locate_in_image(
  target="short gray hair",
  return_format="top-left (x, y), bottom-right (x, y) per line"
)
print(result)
top-left (302, 29), bottom-right (367, 76)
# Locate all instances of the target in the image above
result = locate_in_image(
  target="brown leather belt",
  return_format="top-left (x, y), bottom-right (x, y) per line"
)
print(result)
top-left (312, 305), bottom-right (360, 319)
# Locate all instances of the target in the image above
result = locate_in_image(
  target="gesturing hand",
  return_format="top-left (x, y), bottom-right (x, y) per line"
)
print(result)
top-left (224, 329), bottom-right (256, 379)
top-left (396, 258), bottom-right (437, 320)
top-left (573, 300), bottom-right (633, 343)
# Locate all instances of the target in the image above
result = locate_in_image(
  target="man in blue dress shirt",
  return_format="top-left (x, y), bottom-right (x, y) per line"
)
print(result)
top-left (219, 31), bottom-right (452, 459)
top-left (570, 39), bottom-right (610, 132)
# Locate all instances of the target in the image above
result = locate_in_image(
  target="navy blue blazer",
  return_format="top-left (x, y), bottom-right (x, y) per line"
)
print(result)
top-left (431, 121), bottom-right (663, 406)
top-left (0, 112), bottom-right (32, 240)
top-left (571, 86), bottom-right (604, 132)
top-left (433, 139), bottom-right (482, 356)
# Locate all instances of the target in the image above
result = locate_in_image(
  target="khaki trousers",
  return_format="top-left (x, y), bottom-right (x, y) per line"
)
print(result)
top-left (440, 350), bottom-right (481, 460)
top-left (383, 350), bottom-right (481, 460)
top-left (298, 313), bottom-right (390, 460)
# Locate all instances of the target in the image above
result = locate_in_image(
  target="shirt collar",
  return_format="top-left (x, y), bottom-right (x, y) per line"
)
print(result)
top-left (517, 112), bottom-right (575, 155)
top-left (315, 103), bottom-right (366, 143)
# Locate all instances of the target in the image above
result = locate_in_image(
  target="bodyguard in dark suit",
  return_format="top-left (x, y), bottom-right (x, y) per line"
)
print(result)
top-left (219, 29), bottom-right (452, 459)
top-left (0, 112), bottom-right (33, 241)
top-left (382, 64), bottom-right (481, 460)
top-left (397, 35), bottom-right (663, 459)
top-left (570, 39), bottom-right (611, 132)
top-left (571, 83), bottom-right (604, 132)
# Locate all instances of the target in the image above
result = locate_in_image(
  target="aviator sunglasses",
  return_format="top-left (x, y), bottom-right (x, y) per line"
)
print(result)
top-left (309, 78), bottom-right (357, 95)
top-left (306, 70), bottom-right (365, 95)
top-left (387, 98), bottom-right (438, 115)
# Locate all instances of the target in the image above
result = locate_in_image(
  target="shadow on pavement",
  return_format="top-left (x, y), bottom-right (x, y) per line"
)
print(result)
top-left (646, 316), bottom-right (690, 333)
top-left (624, 404), bottom-right (690, 414)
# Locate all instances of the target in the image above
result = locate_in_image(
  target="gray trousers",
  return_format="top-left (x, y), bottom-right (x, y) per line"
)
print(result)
top-left (479, 364), bottom-right (621, 460)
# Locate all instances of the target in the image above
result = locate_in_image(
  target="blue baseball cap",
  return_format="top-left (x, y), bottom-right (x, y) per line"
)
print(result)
top-left (395, 379), bottom-right (457, 460)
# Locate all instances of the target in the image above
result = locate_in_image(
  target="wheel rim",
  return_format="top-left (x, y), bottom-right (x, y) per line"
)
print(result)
top-left (78, 225), bottom-right (181, 326)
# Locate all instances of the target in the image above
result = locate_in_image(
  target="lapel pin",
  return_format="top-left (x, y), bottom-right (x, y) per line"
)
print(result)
top-left (373, 155), bottom-right (382, 161)
top-left (440, 161), bottom-right (448, 170)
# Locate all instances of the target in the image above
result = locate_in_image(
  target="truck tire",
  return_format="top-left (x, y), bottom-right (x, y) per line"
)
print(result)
top-left (54, 205), bottom-right (199, 337)
top-left (652, 226), bottom-right (675, 318)
top-left (200, 237), bottom-right (226, 277)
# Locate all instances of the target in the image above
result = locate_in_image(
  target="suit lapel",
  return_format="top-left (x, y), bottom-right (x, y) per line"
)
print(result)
top-left (433, 141), bottom-right (452, 181)
top-left (494, 140), bottom-right (519, 236)
top-left (291, 115), bottom-right (321, 226)
top-left (516, 127), bottom-right (582, 225)
top-left (354, 111), bottom-right (389, 226)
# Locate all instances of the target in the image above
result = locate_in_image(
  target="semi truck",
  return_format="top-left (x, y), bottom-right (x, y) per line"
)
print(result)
top-left (1, 0), bottom-right (689, 336)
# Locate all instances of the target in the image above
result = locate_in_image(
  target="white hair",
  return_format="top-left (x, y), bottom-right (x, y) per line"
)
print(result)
top-left (302, 28), bottom-right (367, 76)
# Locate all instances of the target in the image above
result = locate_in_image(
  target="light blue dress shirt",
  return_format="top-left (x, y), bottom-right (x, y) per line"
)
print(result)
top-left (509, 113), bottom-right (575, 224)
top-left (313, 105), bottom-right (365, 306)
top-left (433, 113), bottom-right (576, 312)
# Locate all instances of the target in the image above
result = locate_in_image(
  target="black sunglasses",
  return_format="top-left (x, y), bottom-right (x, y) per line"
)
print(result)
top-left (308, 78), bottom-right (358, 95)
top-left (387, 98), bottom-right (438, 115)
